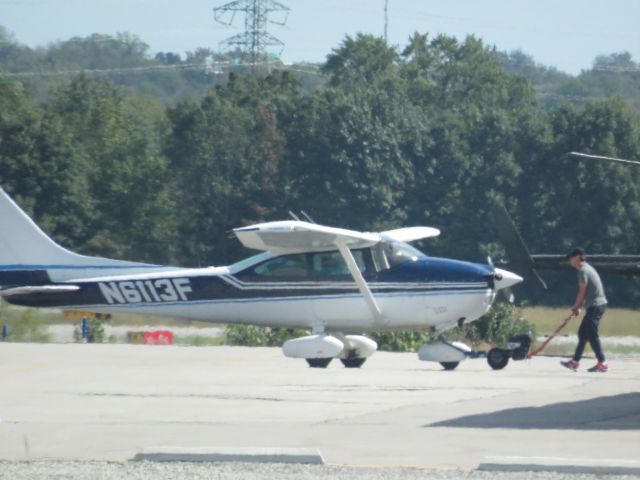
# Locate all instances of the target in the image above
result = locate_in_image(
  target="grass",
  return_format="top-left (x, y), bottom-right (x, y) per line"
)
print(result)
top-left (173, 335), bottom-right (225, 347)
top-left (521, 306), bottom-right (640, 358)
top-left (521, 306), bottom-right (640, 337)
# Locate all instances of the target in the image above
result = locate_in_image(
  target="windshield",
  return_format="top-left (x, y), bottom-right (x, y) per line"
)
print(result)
top-left (373, 241), bottom-right (427, 270)
top-left (229, 251), bottom-right (272, 273)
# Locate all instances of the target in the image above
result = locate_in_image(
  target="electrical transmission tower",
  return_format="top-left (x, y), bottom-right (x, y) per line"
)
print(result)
top-left (214, 0), bottom-right (290, 65)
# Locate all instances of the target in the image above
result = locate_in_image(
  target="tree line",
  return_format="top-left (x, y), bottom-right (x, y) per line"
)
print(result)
top-left (2, 31), bottom-right (640, 306)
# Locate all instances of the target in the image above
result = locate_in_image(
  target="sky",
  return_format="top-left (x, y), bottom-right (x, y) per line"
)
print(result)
top-left (1, 0), bottom-right (639, 74)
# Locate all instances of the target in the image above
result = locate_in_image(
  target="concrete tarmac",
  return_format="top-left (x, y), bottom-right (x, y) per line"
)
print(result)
top-left (1, 343), bottom-right (639, 470)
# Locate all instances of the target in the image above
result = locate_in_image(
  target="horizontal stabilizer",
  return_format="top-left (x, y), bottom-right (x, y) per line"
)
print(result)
top-left (0, 285), bottom-right (80, 297)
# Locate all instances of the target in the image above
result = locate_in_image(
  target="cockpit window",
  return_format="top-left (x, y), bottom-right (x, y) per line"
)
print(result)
top-left (312, 250), bottom-right (367, 277)
top-left (238, 249), bottom-right (371, 279)
top-left (372, 241), bottom-right (426, 270)
top-left (252, 254), bottom-right (308, 278)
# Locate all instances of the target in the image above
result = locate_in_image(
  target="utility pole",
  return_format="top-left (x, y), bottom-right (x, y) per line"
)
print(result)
top-left (214, 0), bottom-right (290, 68)
top-left (384, 0), bottom-right (389, 43)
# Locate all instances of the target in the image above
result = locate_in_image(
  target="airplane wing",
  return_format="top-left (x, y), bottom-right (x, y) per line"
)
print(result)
top-left (235, 220), bottom-right (378, 252)
top-left (234, 221), bottom-right (439, 252)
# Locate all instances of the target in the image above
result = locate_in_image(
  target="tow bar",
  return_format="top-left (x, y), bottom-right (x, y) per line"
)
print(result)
top-left (486, 315), bottom-right (574, 370)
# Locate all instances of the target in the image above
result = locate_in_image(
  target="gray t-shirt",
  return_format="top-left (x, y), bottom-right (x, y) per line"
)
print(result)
top-left (577, 263), bottom-right (607, 307)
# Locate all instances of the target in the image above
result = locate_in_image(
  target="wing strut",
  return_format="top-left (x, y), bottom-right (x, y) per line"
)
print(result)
top-left (335, 242), bottom-right (384, 324)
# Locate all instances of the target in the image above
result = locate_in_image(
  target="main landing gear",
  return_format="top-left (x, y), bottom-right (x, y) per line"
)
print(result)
top-left (306, 358), bottom-right (333, 368)
top-left (283, 334), bottom-right (378, 368)
top-left (305, 356), bottom-right (368, 368)
top-left (439, 361), bottom-right (460, 371)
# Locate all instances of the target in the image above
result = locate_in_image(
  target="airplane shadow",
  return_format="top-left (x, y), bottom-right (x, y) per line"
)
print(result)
top-left (425, 393), bottom-right (640, 430)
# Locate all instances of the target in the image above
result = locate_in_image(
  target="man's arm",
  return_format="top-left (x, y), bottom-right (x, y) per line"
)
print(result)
top-left (571, 282), bottom-right (588, 316)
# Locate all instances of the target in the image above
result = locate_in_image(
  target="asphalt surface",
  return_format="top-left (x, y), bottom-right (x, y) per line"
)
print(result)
top-left (1, 343), bottom-right (639, 474)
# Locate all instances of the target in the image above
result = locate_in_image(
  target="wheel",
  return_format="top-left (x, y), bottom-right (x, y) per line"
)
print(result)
top-left (341, 357), bottom-right (367, 368)
top-left (487, 348), bottom-right (510, 370)
top-left (440, 361), bottom-right (459, 370)
top-left (306, 358), bottom-right (332, 368)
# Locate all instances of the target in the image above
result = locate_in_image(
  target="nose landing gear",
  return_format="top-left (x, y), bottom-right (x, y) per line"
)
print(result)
top-left (487, 334), bottom-right (532, 370)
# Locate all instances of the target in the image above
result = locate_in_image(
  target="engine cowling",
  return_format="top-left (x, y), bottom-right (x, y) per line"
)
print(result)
top-left (339, 335), bottom-right (378, 359)
top-left (282, 334), bottom-right (344, 359)
top-left (418, 341), bottom-right (470, 363)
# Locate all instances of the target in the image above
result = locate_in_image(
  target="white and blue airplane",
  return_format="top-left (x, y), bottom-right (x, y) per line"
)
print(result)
top-left (0, 187), bottom-right (522, 369)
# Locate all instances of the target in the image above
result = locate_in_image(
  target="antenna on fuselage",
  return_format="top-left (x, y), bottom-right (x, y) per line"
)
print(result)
top-left (300, 210), bottom-right (316, 224)
top-left (288, 211), bottom-right (301, 221)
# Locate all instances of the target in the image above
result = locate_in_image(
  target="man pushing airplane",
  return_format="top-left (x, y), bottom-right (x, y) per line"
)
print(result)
top-left (561, 248), bottom-right (609, 373)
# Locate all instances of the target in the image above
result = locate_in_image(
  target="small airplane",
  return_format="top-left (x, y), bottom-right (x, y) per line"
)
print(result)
top-left (0, 187), bottom-right (522, 369)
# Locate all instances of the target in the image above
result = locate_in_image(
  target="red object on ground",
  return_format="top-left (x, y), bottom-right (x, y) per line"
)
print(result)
top-left (143, 330), bottom-right (174, 345)
top-left (527, 315), bottom-right (573, 358)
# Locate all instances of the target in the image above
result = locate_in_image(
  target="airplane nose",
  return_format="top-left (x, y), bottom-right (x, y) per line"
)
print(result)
top-left (493, 268), bottom-right (523, 289)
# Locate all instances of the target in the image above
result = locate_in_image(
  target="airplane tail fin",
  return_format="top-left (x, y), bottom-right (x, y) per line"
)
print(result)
top-left (0, 187), bottom-right (173, 284)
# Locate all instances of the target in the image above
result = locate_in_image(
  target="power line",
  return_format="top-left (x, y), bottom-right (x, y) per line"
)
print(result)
top-left (0, 60), bottom-right (320, 78)
top-left (1, 63), bottom-right (214, 78)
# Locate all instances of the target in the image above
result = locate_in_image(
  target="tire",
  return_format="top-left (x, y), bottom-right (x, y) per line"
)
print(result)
top-left (440, 361), bottom-right (460, 370)
top-left (487, 348), bottom-right (510, 370)
top-left (341, 357), bottom-right (367, 368)
top-left (306, 358), bottom-right (332, 368)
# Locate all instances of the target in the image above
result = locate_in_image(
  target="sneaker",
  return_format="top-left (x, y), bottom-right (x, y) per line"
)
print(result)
top-left (588, 362), bottom-right (608, 373)
top-left (561, 359), bottom-right (579, 371)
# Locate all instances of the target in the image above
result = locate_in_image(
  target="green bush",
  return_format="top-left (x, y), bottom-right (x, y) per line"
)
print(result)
top-left (371, 330), bottom-right (433, 352)
top-left (73, 317), bottom-right (105, 343)
top-left (373, 302), bottom-right (534, 352)
top-left (0, 308), bottom-right (50, 343)
top-left (224, 324), bottom-right (307, 347)
top-left (461, 302), bottom-right (535, 346)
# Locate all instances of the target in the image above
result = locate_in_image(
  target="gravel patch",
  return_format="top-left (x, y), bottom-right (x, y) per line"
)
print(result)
top-left (1, 461), bottom-right (638, 480)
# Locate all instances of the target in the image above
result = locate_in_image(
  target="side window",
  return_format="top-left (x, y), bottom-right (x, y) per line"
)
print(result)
top-left (252, 254), bottom-right (309, 278)
top-left (312, 250), bottom-right (368, 277)
top-left (372, 244), bottom-right (390, 271)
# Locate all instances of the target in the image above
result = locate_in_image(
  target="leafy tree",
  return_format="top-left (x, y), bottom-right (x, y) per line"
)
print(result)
top-left (0, 75), bottom-right (42, 208)
top-left (397, 34), bottom-right (539, 262)
top-left (516, 99), bottom-right (640, 304)
top-left (165, 72), bottom-right (295, 265)
top-left (41, 75), bottom-right (176, 262)
top-left (44, 33), bottom-right (152, 71)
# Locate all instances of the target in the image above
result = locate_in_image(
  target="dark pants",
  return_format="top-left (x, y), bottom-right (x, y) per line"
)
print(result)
top-left (573, 304), bottom-right (606, 363)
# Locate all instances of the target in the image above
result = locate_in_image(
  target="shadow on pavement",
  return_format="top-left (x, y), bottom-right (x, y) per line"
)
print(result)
top-left (426, 392), bottom-right (640, 430)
